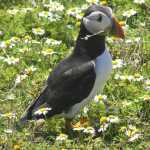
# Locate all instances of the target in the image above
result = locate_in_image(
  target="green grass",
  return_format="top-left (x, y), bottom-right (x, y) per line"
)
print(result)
top-left (0, 0), bottom-right (150, 149)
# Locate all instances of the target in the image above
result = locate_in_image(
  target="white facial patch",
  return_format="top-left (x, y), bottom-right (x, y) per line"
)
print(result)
top-left (83, 11), bottom-right (112, 34)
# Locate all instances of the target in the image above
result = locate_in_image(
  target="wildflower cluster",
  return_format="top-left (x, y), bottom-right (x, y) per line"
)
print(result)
top-left (38, 11), bottom-right (61, 22)
top-left (67, 6), bottom-right (87, 20)
top-left (7, 8), bottom-right (33, 15)
top-left (0, 36), bottom-right (20, 49)
top-left (134, 0), bottom-right (145, 4)
top-left (98, 115), bottom-right (120, 132)
top-left (120, 125), bottom-right (141, 142)
top-left (15, 66), bottom-right (37, 85)
top-left (0, 112), bottom-right (16, 119)
top-left (0, 56), bottom-right (19, 65)
top-left (114, 73), bottom-right (144, 82)
top-left (112, 59), bottom-right (126, 69)
top-left (123, 9), bottom-right (137, 18)
top-left (45, 38), bottom-right (62, 46)
top-left (43, 1), bottom-right (64, 12)
top-left (56, 133), bottom-right (68, 141)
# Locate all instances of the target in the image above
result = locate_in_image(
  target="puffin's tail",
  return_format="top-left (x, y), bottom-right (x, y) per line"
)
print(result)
top-left (19, 87), bottom-right (51, 125)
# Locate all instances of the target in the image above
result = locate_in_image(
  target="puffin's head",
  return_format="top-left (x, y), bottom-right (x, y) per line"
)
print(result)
top-left (82, 4), bottom-right (124, 39)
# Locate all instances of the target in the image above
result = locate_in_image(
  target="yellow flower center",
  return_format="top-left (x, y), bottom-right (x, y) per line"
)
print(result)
top-left (13, 144), bottom-right (21, 150)
top-left (35, 28), bottom-right (43, 32)
top-left (97, 95), bottom-right (103, 101)
top-left (24, 35), bottom-right (30, 40)
top-left (101, 0), bottom-right (107, 5)
top-left (3, 112), bottom-right (14, 118)
top-left (45, 48), bottom-right (53, 52)
top-left (134, 73), bottom-right (141, 78)
top-left (143, 95), bottom-right (150, 101)
top-left (100, 116), bottom-right (108, 123)
top-left (39, 108), bottom-right (47, 112)
top-left (5, 40), bottom-right (11, 46)
top-left (112, 61), bottom-right (118, 65)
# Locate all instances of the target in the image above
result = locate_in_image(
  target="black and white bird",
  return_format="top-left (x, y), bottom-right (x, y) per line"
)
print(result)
top-left (19, 4), bottom-right (124, 129)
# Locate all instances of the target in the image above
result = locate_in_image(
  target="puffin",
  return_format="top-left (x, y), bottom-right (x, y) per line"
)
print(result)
top-left (19, 4), bottom-right (124, 129)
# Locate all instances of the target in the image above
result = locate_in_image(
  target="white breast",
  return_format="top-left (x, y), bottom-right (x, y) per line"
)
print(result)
top-left (64, 49), bottom-right (112, 119)
top-left (93, 49), bottom-right (112, 95)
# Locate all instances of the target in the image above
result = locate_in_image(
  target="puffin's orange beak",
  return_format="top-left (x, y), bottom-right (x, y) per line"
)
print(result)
top-left (112, 17), bottom-right (125, 39)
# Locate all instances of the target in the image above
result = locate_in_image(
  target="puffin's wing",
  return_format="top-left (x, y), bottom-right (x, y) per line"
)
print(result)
top-left (50, 60), bottom-right (95, 89)
top-left (47, 60), bottom-right (96, 107)
top-left (20, 61), bottom-right (96, 122)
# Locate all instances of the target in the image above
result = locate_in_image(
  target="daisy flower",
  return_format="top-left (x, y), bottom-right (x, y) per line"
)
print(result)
top-left (23, 35), bottom-right (32, 44)
top-left (4, 56), bottom-right (19, 65)
top-left (21, 8), bottom-right (33, 13)
top-left (42, 48), bottom-right (56, 56)
top-left (45, 38), bottom-right (62, 46)
top-left (4, 129), bottom-right (13, 134)
top-left (86, 0), bottom-right (100, 4)
top-left (7, 9), bottom-right (19, 15)
top-left (24, 66), bottom-right (37, 75)
top-left (73, 127), bottom-right (85, 131)
top-left (134, 37), bottom-right (141, 43)
top-left (38, 11), bottom-right (49, 18)
top-left (125, 125), bottom-right (139, 139)
top-left (32, 27), bottom-right (45, 36)
top-left (119, 126), bottom-right (127, 132)
top-left (144, 79), bottom-right (150, 91)
top-left (112, 59), bottom-right (125, 69)
top-left (34, 107), bottom-right (52, 116)
top-left (134, 73), bottom-right (144, 81)
top-left (43, 1), bottom-right (64, 12)
top-left (83, 107), bottom-right (89, 114)
top-left (128, 133), bottom-right (142, 142)
top-left (19, 48), bottom-right (31, 53)
top-left (123, 9), bottom-right (137, 18)
top-left (67, 6), bottom-right (86, 20)
top-left (39, 11), bottom-right (61, 22)
top-left (114, 74), bottom-right (135, 82)
top-left (134, 0), bottom-right (145, 4)
top-left (142, 95), bottom-right (150, 101)
top-left (128, 75), bottom-right (135, 81)
top-left (98, 123), bottom-right (109, 132)
top-left (56, 133), bottom-right (68, 141)
top-left (15, 74), bottom-right (28, 85)
top-left (10, 36), bottom-right (20, 44)
top-left (109, 115), bottom-right (120, 123)
top-left (48, 12), bottom-right (61, 22)
top-left (0, 41), bottom-right (7, 49)
top-left (83, 126), bottom-right (95, 135)
top-left (125, 39), bottom-right (132, 44)
top-left (6, 93), bottom-right (15, 100)
top-left (1, 112), bottom-right (16, 119)
top-left (94, 94), bottom-right (107, 103)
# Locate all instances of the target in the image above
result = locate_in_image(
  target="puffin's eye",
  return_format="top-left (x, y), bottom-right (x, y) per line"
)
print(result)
top-left (97, 15), bottom-right (102, 22)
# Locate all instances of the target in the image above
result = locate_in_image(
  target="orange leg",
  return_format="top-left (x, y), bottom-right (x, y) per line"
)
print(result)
top-left (65, 119), bottom-right (81, 129)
